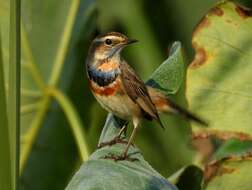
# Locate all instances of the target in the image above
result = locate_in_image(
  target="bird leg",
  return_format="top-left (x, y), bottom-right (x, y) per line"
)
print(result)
top-left (121, 122), bottom-right (138, 158)
top-left (97, 124), bottom-right (128, 148)
top-left (102, 117), bottom-right (140, 162)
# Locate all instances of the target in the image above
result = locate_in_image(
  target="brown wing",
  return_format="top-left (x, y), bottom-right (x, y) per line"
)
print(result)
top-left (120, 61), bottom-right (164, 129)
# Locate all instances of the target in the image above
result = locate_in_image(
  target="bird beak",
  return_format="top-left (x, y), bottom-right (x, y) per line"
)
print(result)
top-left (125, 39), bottom-right (138, 45)
top-left (115, 38), bottom-right (138, 53)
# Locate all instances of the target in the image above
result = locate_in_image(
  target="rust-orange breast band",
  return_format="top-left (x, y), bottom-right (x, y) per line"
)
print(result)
top-left (89, 78), bottom-right (123, 96)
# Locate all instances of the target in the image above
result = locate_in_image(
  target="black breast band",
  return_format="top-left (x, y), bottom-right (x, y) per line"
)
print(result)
top-left (87, 68), bottom-right (119, 87)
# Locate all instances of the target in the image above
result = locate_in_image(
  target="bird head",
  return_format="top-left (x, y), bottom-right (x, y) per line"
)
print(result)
top-left (87, 32), bottom-right (138, 62)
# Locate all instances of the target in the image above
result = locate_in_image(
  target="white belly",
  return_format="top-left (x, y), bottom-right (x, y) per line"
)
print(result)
top-left (94, 93), bottom-right (139, 120)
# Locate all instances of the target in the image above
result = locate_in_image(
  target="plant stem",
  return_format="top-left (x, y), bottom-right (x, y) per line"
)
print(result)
top-left (20, 88), bottom-right (41, 98)
top-left (9, 0), bottom-right (20, 189)
top-left (21, 23), bottom-right (46, 90)
top-left (47, 87), bottom-right (89, 162)
top-left (21, 101), bottom-right (42, 115)
top-left (49, 0), bottom-right (80, 86)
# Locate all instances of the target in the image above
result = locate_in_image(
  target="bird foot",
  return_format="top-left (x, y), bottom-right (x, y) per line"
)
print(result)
top-left (97, 136), bottom-right (133, 149)
top-left (102, 153), bottom-right (138, 162)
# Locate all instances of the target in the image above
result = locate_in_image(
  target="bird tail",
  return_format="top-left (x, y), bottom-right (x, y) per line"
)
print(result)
top-left (148, 87), bottom-right (208, 126)
top-left (163, 99), bottom-right (208, 126)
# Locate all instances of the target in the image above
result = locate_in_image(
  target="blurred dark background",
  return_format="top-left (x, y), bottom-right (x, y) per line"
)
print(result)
top-left (15, 0), bottom-right (251, 189)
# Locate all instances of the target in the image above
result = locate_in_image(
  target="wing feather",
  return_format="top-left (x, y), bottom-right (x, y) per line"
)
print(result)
top-left (120, 61), bottom-right (164, 129)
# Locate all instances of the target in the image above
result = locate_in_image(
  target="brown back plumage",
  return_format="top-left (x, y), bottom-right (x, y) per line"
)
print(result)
top-left (120, 61), bottom-right (165, 129)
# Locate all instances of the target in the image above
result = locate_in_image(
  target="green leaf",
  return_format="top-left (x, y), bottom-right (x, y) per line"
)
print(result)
top-left (0, 1), bottom-right (18, 189)
top-left (186, 1), bottom-right (252, 137)
top-left (18, 0), bottom-right (96, 189)
top-left (66, 159), bottom-right (177, 190)
top-left (147, 41), bottom-right (185, 95)
top-left (66, 41), bottom-right (185, 190)
top-left (20, 0), bottom-right (78, 171)
top-left (211, 138), bottom-right (252, 163)
top-left (66, 114), bottom-right (177, 190)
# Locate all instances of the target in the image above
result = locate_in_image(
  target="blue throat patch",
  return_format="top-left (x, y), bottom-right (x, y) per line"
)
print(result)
top-left (87, 67), bottom-right (120, 87)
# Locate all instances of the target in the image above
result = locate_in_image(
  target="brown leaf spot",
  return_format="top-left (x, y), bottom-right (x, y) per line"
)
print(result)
top-left (204, 154), bottom-right (252, 182)
top-left (204, 163), bottom-right (220, 182)
top-left (192, 138), bottom-right (215, 163)
top-left (192, 130), bottom-right (252, 141)
top-left (226, 19), bottom-right (232, 23)
top-left (205, 156), bottom-right (252, 182)
top-left (190, 42), bottom-right (207, 68)
top-left (204, 163), bottom-right (236, 183)
top-left (193, 16), bottom-right (210, 37)
top-left (235, 5), bottom-right (252, 19)
top-left (209, 7), bottom-right (224, 16)
top-left (225, 153), bottom-right (252, 163)
top-left (240, 152), bottom-right (252, 160)
top-left (193, 130), bottom-right (252, 182)
top-left (219, 166), bottom-right (236, 175)
top-left (225, 19), bottom-right (239, 26)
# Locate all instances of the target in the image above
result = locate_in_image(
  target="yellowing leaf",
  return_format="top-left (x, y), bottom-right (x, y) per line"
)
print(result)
top-left (187, 1), bottom-right (252, 138)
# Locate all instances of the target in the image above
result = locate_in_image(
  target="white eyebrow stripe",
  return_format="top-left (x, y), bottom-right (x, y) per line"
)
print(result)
top-left (100, 36), bottom-right (123, 41)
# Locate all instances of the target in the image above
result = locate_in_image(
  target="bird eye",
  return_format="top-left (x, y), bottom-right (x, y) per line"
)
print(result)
top-left (105, 39), bottom-right (112, 45)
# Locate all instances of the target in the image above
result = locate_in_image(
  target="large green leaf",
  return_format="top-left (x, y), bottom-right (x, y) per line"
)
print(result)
top-left (0, 34), bottom-right (12, 190)
top-left (19, 0), bottom-right (96, 189)
top-left (66, 114), bottom-right (177, 190)
top-left (186, 1), bottom-right (252, 189)
top-left (187, 1), bottom-right (252, 137)
top-left (0, 1), bottom-right (19, 189)
top-left (66, 42), bottom-right (184, 190)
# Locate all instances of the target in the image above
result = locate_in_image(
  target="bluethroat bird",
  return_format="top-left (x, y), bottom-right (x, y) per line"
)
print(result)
top-left (86, 32), bottom-right (207, 161)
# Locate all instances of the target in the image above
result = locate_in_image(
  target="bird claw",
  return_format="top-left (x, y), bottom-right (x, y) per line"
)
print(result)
top-left (97, 136), bottom-right (131, 149)
top-left (102, 153), bottom-right (139, 162)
